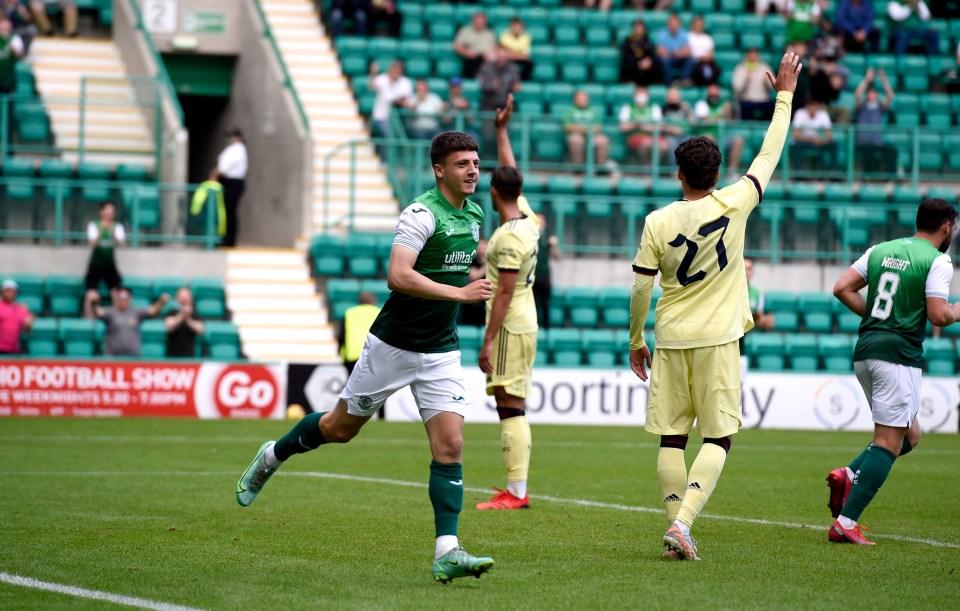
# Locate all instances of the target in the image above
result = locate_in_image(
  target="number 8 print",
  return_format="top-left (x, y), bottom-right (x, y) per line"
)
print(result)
top-left (870, 271), bottom-right (900, 320)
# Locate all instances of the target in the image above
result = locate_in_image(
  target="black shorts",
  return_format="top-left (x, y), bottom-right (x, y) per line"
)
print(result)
top-left (85, 261), bottom-right (122, 291)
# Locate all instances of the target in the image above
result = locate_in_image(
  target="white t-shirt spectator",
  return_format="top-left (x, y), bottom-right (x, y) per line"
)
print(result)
top-left (372, 73), bottom-right (413, 122)
top-left (87, 221), bottom-right (126, 242)
top-left (688, 32), bottom-right (715, 60)
top-left (217, 142), bottom-right (248, 179)
top-left (792, 107), bottom-right (832, 140)
top-left (887, 0), bottom-right (930, 22)
top-left (410, 93), bottom-right (446, 132)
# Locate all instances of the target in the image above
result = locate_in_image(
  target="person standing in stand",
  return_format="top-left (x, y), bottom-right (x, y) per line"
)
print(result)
top-left (216, 128), bottom-right (247, 248)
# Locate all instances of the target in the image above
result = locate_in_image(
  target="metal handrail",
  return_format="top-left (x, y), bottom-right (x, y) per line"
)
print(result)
top-left (125, 0), bottom-right (184, 125)
top-left (251, 0), bottom-right (311, 133)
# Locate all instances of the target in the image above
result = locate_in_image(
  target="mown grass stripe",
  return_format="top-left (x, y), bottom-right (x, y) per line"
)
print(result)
top-left (0, 572), bottom-right (204, 611)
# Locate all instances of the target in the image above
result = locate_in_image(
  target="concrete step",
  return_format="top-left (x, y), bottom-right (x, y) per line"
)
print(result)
top-left (227, 281), bottom-right (316, 297)
top-left (244, 344), bottom-right (340, 362)
top-left (54, 137), bottom-right (154, 153)
top-left (227, 268), bottom-right (311, 283)
top-left (227, 250), bottom-right (306, 267)
top-left (226, 296), bottom-right (323, 312)
top-left (239, 327), bottom-right (335, 343)
top-left (54, 124), bottom-right (152, 139)
top-left (314, 186), bottom-right (394, 199)
top-left (314, 217), bottom-right (398, 233)
top-left (61, 152), bottom-right (157, 169)
top-left (232, 311), bottom-right (329, 327)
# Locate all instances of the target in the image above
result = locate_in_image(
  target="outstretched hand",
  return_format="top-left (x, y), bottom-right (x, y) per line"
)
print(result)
top-left (493, 94), bottom-right (514, 131)
top-left (766, 52), bottom-right (803, 93)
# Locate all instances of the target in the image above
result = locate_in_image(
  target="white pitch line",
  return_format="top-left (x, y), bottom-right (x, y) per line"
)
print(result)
top-left (7, 470), bottom-right (960, 549)
top-left (0, 572), bottom-right (204, 611)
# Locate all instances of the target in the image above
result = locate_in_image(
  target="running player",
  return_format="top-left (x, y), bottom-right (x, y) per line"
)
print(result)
top-left (476, 95), bottom-right (540, 510)
top-left (236, 131), bottom-right (496, 584)
top-left (628, 52), bottom-right (802, 561)
top-left (826, 197), bottom-right (959, 545)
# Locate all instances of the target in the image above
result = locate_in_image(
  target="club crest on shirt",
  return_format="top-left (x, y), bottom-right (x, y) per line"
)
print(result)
top-left (471, 222), bottom-right (480, 242)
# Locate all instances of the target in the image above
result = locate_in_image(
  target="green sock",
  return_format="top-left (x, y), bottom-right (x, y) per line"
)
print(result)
top-left (841, 445), bottom-right (896, 522)
top-left (900, 438), bottom-right (913, 456)
top-left (429, 461), bottom-right (463, 537)
top-left (273, 412), bottom-right (327, 461)
top-left (847, 442), bottom-right (873, 473)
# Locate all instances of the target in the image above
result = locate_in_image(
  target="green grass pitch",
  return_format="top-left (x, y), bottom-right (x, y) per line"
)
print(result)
top-left (1, 418), bottom-right (958, 609)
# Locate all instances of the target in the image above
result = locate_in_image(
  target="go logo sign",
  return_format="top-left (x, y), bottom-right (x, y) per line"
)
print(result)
top-left (213, 366), bottom-right (278, 418)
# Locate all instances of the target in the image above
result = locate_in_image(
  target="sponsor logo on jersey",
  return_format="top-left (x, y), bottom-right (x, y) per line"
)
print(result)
top-left (442, 250), bottom-right (477, 271)
top-left (471, 222), bottom-right (480, 242)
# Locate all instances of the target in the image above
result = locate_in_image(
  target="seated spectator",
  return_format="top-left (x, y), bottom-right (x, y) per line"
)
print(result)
top-left (618, 84), bottom-right (668, 165)
top-left (656, 14), bottom-right (693, 85)
top-left (887, 0), bottom-right (938, 56)
top-left (785, 0), bottom-right (824, 49)
top-left (330, 0), bottom-right (369, 37)
top-left (687, 16), bottom-right (714, 63)
top-left (0, 17), bottom-right (24, 99)
top-left (732, 47), bottom-right (775, 121)
top-left (86, 286), bottom-right (169, 357)
top-left (499, 17), bottom-right (532, 81)
top-left (836, 0), bottom-right (879, 53)
top-left (619, 19), bottom-right (660, 86)
top-left (809, 54), bottom-right (849, 123)
top-left (584, 0), bottom-right (613, 9)
top-left (85, 202), bottom-right (125, 306)
top-left (791, 99), bottom-right (836, 172)
top-left (368, 60), bottom-right (411, 137)
top-left (165, 287), bottom-right (205, 358)
top-left (661, 87), bottom-right (692, 163)
top-left (368, 0), bottom-right (402, 38)
top-left (29, 0), bottom-right (75, 37)
top-left (564, 90), bottom-right (611, 168)
top-left (442, 76), bottom-right (475, 130)
top-left (0, 279), bottom-right (34, 355)
top-left (854, 68), bottom-right (897, 175)
top-left (691, 49), bottom-right (721, 87)
top-left (478, 45), bottom-right (521, 151)
top-left (405, 79), bottom-right (445, 140)
top-left (694, 84), bottom-right (745, 176)
top-left (754, 0), bottom-right (788, 16)
top-left (940, 42), bottom-right (960, 93)
top-left (454, 12), bottom-right (496, 79)
top-left (3, 0), bottom-right (34, 55)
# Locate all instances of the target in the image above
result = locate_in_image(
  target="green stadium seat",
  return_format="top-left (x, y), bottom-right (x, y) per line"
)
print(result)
top-left (785, 333), bottom-right (818, 372)
top-left (923, 337), bottom-right (955, 376)
top-left (583, 329), bottom-right (617, 367)
top-left (206, 321), bottom-right (242, 360)
top-left (566, 286), bottom-right (599, 327)
top-left (192, 277), bottom-right (226, 320)
top-left (591, 48), bottom-right (620, 83)
top-left (598, 286), bottom-right (630, 327)
top-left (122, 184), bottom-right (160, 229)
top-left (751, 333), bottom-right (785, 371)
top-left (819, 334), bottom-right (853, 373)
top-left (798, 292), bottom-right (833, 333)
top-left (548, 328), bottom-right (582, 366)
top-left (345, 233), bottom-right (382, 278)
top-left (580, 176), bottom-right (615, 217)
top-left (45, 275), bottom-right (84, 317)
top-left (25, 318), bottom-right (58, 356)
top-left (77, 162), bottom-right (112, 203)
top-left (926, 186), bottom-right (958, 205)
top-left (312, 234), bottom-right (345, 277)
top-left (835, 305), bottom-right (861, 333)
top-left (39, 158), bottom-right (73, 202)
top-left (533, 122), bottom-right (565, 161)
top-left (360, 279), bottom-right (390, 306)
top-left (457, 325), bottom-right (481, 364)
top-left (60, 318), bottom-right (97, 357)
top-left (10, 273), bottom-right (44, 314)
top-left (140, 319), bottom-right (167, 359)
top-left (17, 118), bottom-right (49, 143)
top-left (116, 163), bottom-right (150, 183)
top-left (154, 277), bottom-right (185, 301)
top-left (765, 291), bottom-right (798, 332)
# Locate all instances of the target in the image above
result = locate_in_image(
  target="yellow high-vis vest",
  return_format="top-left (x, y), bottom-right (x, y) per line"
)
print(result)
top-left (341, 303), bottom-right (381, 363)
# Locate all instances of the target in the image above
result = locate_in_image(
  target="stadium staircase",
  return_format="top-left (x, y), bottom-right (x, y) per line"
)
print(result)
top-left (261, 0), bottom-right (398, 233)
top-left (226, 248), bottom-right (338, 362)
top-left (31, 38), bottom-right (155, 169)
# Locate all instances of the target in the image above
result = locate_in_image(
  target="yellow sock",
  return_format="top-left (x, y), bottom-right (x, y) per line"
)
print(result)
top-left (677, 443), bottom-right (728, 528)
top-left (657, 447), bottom-right (687, 523)
top-left (501, 415), bottom-right (531, 498)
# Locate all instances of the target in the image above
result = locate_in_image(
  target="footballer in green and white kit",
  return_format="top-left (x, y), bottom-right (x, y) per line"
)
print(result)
top-left (235, 132), bottom-right (496, 583)
top-left (826, 198), bottom-right (960, 545)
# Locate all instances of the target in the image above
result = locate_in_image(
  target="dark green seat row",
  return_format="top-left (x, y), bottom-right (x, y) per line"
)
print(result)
top-left (325, 278), bottom-right (391, 320)
top-left (311, 233), bottom-right (395, 279)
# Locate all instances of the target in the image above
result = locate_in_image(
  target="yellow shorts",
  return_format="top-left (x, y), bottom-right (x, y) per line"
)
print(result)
top-left (486, 329), bottom-right (537, 399)
top-left (646, 341), bottom-right (742, 438)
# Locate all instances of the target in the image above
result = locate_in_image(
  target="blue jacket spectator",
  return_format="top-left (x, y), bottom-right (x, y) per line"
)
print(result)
top-left (655, 14), bottom-right (693, 85)
top-left (836, 0), bottom-right (878, 53)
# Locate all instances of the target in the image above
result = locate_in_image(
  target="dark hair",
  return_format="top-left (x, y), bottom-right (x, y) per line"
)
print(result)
top-left (916, 198), bottom-right (958, 232)
top-left (490, 166), bottom-right (523, 202)
top-left (227, 127), bottom-right (243, 139)
top-left (674, 136), bottom-right (722, 191)
top-left (116, 285), bottom-right (132, 295)
top-left (99, 201), bottom-right (115, 210)
top-left (430, 131), bottom-right (479, 165)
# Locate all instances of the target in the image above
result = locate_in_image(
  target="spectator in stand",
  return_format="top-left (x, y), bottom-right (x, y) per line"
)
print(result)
top-left (84, 202), bottom-right (125, 306)
top-left (405, 79), bottom-right (445, 140)
top-left (215, 128), bottom-right (247, 248)
top-left (785, 0), bottom-right (824, 49)
top-left (29, 0), bottom-right (75, 37)
top-left (564, 89), bottom-right (611, 168)
top-left (941, 43), bottom-right (960, 93)
top-left (339, 291), bottom-right (381, 375)
top-left (619, 19), bottom-right (660, 86)
top-left (330, 0), bottom-right (369, 37)
top-left (442, 76), bottom-right (476, 133)
top-left (732, 47), bottom-right (775, 121)
top-left (687, 16), bottom-right (714, 64)
top-left (661, 87), bottom-right (692, 163)
top-left (754, 0), bottom-right (788, 16)
top-left (454, 12), bottom-right (496, 79)
top-left (854, 68), bottom-right (896, 174)
top-left (499, 17), bottom-right (532, 81)
top-left (791, 98), bottom-right (836, 172)
top-left (478, 45), bottom-right (521, 151)
top-left (694, 83), bottom-right (745, 177)
top-left (835, 0), bottom-right (879, 53)
top-left (368, 0), bottom-right (402, 38)
top-left (618, 84), bottom-right (668, 165)
top-left (810, 54), bottom-right (849, 123)
top-left (656, 14), bottom-right (693, 86)
top-left (2, 0), bottom-right (34, 55)
top-left (368, 59), bottom-right (411, 137)
top-left (533, 213), bottom-right (559, 329)
top-left (887, 0), bottom-right (938, 56)
top-left (0, 17), bottom-right (23, 99)
top-left (584, 0), bottom-right (613, 9)
top-left (165, 287), bottom-right (205, 358)
top-left (0, 279), bottom-right (34, 355)
top-left (691, 49), bottom-right (721, 87)
top-left (86, 286), bottom-right (169, 357)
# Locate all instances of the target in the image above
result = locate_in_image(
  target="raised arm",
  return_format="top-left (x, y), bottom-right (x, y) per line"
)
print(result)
top-left (745, 52), bottom-right (803, 190)
top-left (494, 93), bottom-right (516, 169)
